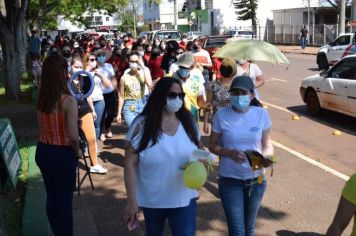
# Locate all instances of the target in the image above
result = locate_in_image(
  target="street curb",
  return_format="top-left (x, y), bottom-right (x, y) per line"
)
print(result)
top-left (22, 145), bottom-right (52, 236)
top-left (281, 50), bottom-right (317, 56)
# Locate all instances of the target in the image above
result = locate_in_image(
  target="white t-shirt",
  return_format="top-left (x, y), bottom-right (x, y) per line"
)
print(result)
top-left (193, 49), bottom-right (212, 65)
top-left (169, 62), bottom-right (179, 75)
top-left (126, 115), bottom-right (199, 208)
top-left (212, 106), bottom-right (272, 180)
top-left (98, 63), bottom-right (115, 94)
top-left (89, 72), bottom-right (104, 102)
top-left (236, 63), bottom-right (262, 99)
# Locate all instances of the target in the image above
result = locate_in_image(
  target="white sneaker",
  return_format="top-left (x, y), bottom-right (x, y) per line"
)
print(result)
top-left (90, 165), bottom-right (108, 174)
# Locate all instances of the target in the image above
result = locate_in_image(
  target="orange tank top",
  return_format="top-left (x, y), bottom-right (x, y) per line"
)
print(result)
top-left (38, 96), bottom-right (71, 146)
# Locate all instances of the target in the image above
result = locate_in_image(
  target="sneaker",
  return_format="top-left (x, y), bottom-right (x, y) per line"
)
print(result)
top-left (100, 134), bottom-right (106, 142)
top-left (105, 131), bottom-right (113, 138)
top-left (90, 164), bottom-right (108, 174)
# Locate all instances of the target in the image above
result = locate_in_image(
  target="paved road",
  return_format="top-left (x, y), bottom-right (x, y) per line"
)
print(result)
top-left (258, 54), bottom-right (356, 176)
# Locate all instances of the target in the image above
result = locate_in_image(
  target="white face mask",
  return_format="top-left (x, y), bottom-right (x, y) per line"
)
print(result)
top-left (89, 61), bottom-right (97, 68)
top-left (165, 97), bottom-right (183, 113)
top-left (237, 60), bottom-right (247, 65)
top-left (129, 62), bottom-right (139, 70)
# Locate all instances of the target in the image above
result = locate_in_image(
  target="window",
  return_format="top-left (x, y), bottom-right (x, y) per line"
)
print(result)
top-left (333, 35), bottom-right (351, 46)
top-left (329, 58), bottom-right (356, 79)
top-left (106, 17), bottom-right (109, 21)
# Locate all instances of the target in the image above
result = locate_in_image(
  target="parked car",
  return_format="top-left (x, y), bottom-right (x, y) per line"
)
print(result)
top-left (147, 30), bottom-right (182, 42)
top-left (198, 35), bottom-right (231, 56)
top-left (228, 30), bottom-right (254, 40)
top-left (300, 55), bottom-right (356, 117)
top-left (138, 31), bottom-right (149, 38)
top-left (186, 31), bottom-right (204, 40)
top-left (342, 44), bottom-right (356, 58)
top-left (316, 32), bottom-right (356, 70)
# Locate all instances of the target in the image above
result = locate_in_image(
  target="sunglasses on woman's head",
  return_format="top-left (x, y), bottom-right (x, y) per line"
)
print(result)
top-left (167, 92), bottom-right (185, 100)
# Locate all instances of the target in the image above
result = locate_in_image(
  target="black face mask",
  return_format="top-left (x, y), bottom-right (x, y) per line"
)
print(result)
top-left (63, 51), bottom-right (71, 58)
top-left (193, 45), bottom-right (199, 51)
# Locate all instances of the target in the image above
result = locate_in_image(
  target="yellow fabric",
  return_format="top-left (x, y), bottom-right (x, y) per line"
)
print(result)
top-left (342, 174), bottom-right (356, 236)
top-left (122, 73), bottom-right (145, 100)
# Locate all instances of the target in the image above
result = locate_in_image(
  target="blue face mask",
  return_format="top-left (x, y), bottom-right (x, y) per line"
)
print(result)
top-left (97, 56), bottom-right (106, 63)
top-left (231, 95), bottom-right (250, 111)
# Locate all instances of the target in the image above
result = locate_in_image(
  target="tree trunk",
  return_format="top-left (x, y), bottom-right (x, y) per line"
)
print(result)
top-left (0, 0), bottom-right (28, 100)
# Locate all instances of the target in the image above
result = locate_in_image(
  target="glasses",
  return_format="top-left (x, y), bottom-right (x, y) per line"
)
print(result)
top-left (89, 58), bottom-right (96, 62)
top-left (167, 92), bottom-right (185, 100)
top-left (176, 51), bottom-right (183, 55)
top-left (129, 60), bottom-right (138, 63)
top-left (97, 53), bottom-right (105, 57)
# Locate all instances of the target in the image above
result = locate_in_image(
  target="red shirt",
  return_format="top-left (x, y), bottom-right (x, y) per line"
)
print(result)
top-left (148, 56), bottom-right (164, 80)
top-left (178, 42), bottom-right (187, 50)
top-left (212, 58), bottom-right (223, 79)
top-left (144, 53), bottom-right (151, 63)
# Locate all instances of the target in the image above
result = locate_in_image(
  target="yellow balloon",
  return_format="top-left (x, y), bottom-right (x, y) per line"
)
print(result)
top-left (183, 162), bottom-right (207, 189)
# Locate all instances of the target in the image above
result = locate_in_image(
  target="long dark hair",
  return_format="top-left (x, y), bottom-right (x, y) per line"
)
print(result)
top-left (37, 55), bottom-right (70, 113)
top-left (136, 77), bottom-right (200, 153)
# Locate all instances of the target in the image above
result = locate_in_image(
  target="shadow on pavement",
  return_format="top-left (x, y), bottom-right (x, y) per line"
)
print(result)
top-left (276, 230), bottom-right (323, 236)
top-left (308, 68), bottom-right (320, 72)
top-left (287, 105), bottom-right (356, 135)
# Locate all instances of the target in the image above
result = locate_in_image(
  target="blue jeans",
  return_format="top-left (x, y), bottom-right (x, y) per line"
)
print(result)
top-left (35, 142), bottom-right (77, 236)
top-left (93, 99), bottom-right (105, 139)
top-left (218, 176), bottom-right (266, 236)
top-left (300, 37), bottom-right (307, 49)
top-left (122, 99), bottom-right (145, 127)
top-left (141, 198), bottom-right (197, 236)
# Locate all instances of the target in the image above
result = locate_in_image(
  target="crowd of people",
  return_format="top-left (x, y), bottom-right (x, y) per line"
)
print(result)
top-left (31, 29), bottom-right (355, 236)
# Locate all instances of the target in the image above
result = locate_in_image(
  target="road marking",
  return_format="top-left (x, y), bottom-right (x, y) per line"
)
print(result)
top-left (261, 101), bottom-right (295, 115)
top-left (266, 77), bottom-right (287, 82)
top-left (273, 140), bottom-right (349, 181)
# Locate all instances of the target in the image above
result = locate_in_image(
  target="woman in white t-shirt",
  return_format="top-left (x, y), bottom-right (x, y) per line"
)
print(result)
top-left (124, 77), bottom-right (201, 236)
top-left (84, 53), bottom-right (111, 141)
top-left (236, 60), bottom-right (265, 100)
top-left (209, 75), bottom-right (274, 236)
top-left (94, 49), bottom-right (117, 141)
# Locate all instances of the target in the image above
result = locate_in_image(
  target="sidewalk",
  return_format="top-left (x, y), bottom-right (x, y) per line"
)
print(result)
top-left (276, 45), bottom-right (319, 56)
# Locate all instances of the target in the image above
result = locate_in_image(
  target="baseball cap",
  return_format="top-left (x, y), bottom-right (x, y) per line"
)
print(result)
top-left (230, 76), bottom-right (254, 92)
top-left (177, 52), bottom-right (195, 68)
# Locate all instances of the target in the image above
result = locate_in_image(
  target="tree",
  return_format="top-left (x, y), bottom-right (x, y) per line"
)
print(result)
top-left (318, 0), bottom-right (349, 33)
top-left (1, 0), bottom-right (128, 100)
top-left (233, 0), bottom-right (258, 34)
top-left (0, 0), bottom-right (28, 100)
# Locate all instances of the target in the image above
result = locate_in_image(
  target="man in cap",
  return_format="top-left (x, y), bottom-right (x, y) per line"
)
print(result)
top-left (172, 52), bottom-right (211, 122)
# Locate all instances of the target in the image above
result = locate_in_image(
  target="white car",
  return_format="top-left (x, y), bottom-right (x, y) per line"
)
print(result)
top-left (316, 33), bottom-right (356, 70)
top-left (228, 30), bottom-right (254, 40)
top-left (186, 31), bottom-right (203, 40)
top-left (300, 55), bottom-right (356, 117)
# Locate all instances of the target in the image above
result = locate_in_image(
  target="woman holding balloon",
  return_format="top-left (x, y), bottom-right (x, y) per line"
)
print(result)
top-left (124, 77), bottom-right (201, 236)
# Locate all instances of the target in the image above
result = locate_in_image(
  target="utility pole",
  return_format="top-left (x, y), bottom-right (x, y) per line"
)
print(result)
top-left (174, 0), bottom-right (178, 30)
top-left (307, 0), bottom-right (310, 32)
top-left (130, 0), bottom-right (137, 38)
top-left (340, 0), bottom-right (346, 34)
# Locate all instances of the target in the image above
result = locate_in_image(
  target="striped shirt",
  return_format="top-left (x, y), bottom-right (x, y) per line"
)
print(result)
top-left (38, 97), bottom-right (71, 146)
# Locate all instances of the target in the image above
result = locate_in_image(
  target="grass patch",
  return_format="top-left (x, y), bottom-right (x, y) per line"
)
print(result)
top-left (0, 65), bottom-right (35, 106)
top-left (1, 143), bottom-right (32, 236)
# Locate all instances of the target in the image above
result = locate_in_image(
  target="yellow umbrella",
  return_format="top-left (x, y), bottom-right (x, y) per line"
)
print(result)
top-left (213, 39), bottom-right (290, 65)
